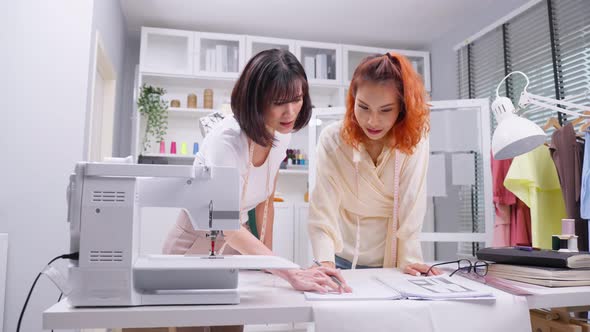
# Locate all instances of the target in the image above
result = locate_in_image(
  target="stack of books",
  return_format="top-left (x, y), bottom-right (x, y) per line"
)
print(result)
top-left (477, 247), bottom-right (590, 287)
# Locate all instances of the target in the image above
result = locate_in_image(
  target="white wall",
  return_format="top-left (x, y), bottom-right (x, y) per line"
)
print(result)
top-left (86, 0), bottom-right (128, 158)
top-left (429, 0), bottom-right (531, 100)
top-left (0, 234), bottom-right (8, 332)
top-left (0, 1), bottom-right (94, 332)
top-left (118, 36), bottom-right (141, 157)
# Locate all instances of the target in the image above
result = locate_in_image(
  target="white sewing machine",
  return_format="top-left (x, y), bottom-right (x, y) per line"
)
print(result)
top-left (66, 162), bottom-right (298, 307)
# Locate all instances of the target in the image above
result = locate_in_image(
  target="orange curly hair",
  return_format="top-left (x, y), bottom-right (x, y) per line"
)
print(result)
top-left (341, 52), bottom-right (430, 155)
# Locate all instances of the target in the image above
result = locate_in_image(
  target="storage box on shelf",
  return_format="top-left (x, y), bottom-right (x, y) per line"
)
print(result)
top-left (295, 40), bottom-right (342, 86)
top-left (195, 32), bottom-right (245, 79)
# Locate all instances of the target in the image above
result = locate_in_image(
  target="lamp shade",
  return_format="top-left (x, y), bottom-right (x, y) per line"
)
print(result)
top-left (491, 97), bottom-right (546, 160)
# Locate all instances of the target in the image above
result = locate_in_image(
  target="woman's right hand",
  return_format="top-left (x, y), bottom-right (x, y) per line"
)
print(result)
top-left (283, 267), bottom-right (352, 293)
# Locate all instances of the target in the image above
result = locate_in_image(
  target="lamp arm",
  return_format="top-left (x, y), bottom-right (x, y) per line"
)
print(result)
top-left (495, 70), bottom-right (530, 97)
top-left (520, 92), bottom-right (590, 118)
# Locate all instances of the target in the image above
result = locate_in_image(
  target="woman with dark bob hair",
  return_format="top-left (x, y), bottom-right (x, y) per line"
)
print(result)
top-left (163, 49), bottom-right (350, 305)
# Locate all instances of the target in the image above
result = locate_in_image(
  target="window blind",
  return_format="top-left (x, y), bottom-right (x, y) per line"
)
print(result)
top-left (553, 0), bottom-right (590, 117)
top-left (471, 28), bottom-right (506, 100)
top-left (457, 46), bottom-right (470, 99)
top-left (506, 1), bottom-right (556, 129)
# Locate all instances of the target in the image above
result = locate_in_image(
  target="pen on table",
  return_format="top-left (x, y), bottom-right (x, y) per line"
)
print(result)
top-left (514, 245), bottom-right (540, 251)
top-left (312, 258), bottom-right (343, 289)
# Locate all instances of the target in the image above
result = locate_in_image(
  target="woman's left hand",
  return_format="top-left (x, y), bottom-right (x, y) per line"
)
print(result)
top-left (403, 263), bottom-right (443, 276)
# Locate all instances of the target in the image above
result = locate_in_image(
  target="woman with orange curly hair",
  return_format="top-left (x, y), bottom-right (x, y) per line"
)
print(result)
top-left (308, 52), bottom-right (443, 277)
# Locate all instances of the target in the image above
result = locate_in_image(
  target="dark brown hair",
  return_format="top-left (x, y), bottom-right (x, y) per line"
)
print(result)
top-left (231, 49), bottom-right (312, 146)
top-left (341, 52), bottom-right (430, 154)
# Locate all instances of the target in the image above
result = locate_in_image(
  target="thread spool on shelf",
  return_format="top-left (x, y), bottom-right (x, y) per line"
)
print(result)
top-left (551, 218), bottom-right (579, 252)
top-left (187, 93), bottom-right (197, 109)
top-left (561, 218), bottom-right (575, 235)
top-left (204, 89), bottom-right (214, 109)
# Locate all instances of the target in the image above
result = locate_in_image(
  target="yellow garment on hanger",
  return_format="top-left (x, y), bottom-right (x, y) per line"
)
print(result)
top-left (503, 145), bottom-right (566, 249)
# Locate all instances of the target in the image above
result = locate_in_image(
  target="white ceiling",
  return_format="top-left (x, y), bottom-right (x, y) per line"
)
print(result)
top-left (121, 0), bottom-right (497, 49)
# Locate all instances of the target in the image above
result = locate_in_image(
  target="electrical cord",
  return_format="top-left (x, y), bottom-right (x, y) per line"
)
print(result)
top-left (16, 252), bottom-right (79, 332)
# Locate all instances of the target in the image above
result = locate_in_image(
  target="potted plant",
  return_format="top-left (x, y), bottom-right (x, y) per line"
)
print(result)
top-left (137, 84), bottom-right (169, 153)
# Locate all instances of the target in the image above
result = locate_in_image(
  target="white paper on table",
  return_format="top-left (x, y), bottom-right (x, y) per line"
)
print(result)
top-left (451, 153), bottom-right (476, 186)
top-left (304, 277), bottom-right (402, 301)
top-left (427, 153), bottom-right (447, 197)
top-left (377, 275), bottom-right (494, 300)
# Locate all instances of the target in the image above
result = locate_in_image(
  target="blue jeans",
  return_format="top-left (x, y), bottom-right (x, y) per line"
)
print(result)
top-left (335, 256), bottom-right (381, 270)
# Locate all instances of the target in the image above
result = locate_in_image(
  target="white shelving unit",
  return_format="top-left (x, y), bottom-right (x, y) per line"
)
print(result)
top-left (141, 72), bottom-right (236, 90)
top-left (246, 36), bottom-right (295, 60)
top-left (278, 169), bottom-right (309, 175)
top-left (140, 27), bottom-right (194, 75)
top-left (135, 27), bottom-right (431, 161)
top-left (342, 44), bottom-right (431, 91)
top-left (167, 107), bottom-right (214, 117)
top-left (295, 40), bottom-right (342, 86)
top-left (393, 48), bottom-right (431, 91)
top-left (342, 44), bottom-right (388, 85)
top-left (273, 203), bottom-right (295, 262)
top-left (195, 32), bottom-right (245, 79)
top-left (141, 153), bottom-right (195, 159)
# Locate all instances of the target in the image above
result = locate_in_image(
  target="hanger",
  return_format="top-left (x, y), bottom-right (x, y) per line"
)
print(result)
top-left (542, 116), bottom-right (561, 131)
top-left (568, 116), bottom-right (585, 127)
top-left (579, 111), bottom-right (590, 134)
top-left (564, 115), bottom-right (585, 138)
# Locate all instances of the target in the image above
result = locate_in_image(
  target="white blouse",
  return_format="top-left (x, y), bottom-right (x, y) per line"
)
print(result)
top-left (194, 116), bottom-right (291, 223)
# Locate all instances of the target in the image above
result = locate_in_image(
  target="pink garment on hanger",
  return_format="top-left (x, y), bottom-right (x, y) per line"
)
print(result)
top-left (493, 203), bottom-right (511, 247)
top-left (491, 152), bottom-right (532, 247)
top-left (511, 200), bottom-right (532, 246)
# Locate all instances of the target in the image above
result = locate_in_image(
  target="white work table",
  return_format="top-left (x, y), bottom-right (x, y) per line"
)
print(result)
top-left (43, 269), bottom-right (590, 330)
top-left (520, 282), bottom-right (590, 309)
top-left (44, 271), bottom-right (311, 330)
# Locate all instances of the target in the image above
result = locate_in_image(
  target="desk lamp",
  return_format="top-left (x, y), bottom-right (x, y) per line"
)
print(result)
top-left (491, 71), bottom-right (590, 160)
